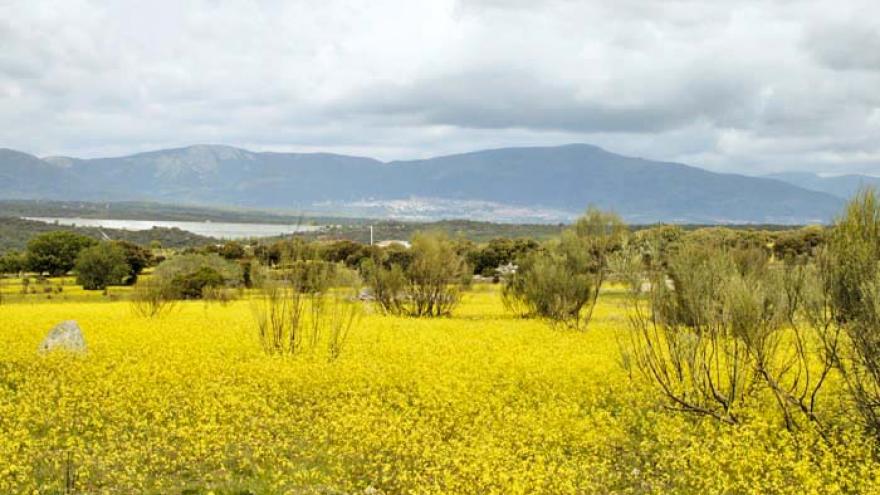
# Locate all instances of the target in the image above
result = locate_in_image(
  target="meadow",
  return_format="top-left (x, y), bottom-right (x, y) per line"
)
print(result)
top-left (1, 283), bottom-right (878, 494)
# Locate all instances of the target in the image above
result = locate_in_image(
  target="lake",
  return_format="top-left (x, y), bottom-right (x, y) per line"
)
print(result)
top-left (24, 217), bottom-right (325, 240)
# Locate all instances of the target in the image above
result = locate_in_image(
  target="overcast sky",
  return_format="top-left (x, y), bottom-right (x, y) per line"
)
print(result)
top-left (1, 0), bottom-right (879, 175)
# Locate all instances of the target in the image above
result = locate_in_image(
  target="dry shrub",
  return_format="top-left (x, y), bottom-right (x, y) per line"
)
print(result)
top-left (253, 261), bottom-right (361, 360)
top-left (130, 278), bottom-right (178, 318)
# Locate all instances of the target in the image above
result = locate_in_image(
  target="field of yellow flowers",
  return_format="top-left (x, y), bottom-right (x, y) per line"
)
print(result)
top-left (1, 285), bottom-right (879, 494)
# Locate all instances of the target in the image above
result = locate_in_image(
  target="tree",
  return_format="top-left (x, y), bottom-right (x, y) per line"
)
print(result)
top-left (0, 251), bottom-right (26, 275)
top-left (113, 240), bottom-right (153, 284)
top-left (26, 231), bottom-right (97, 276)
top-left (321, 240), bottom-right (371, 268)
top-left (469, 238), bottom-right (539, 277)
top-left (75, 242), bottom-right (131, 290)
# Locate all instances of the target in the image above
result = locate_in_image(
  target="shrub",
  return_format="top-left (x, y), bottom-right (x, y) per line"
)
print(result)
top-left (819, 188), bottom-right (880, 439)
top-left (219, 241), bottom-right (247, 260)
top-left (362, 232), bottom-right (469, 317)
top-left (253, 257), bottom-right (361, 359)
top-left (171, 266), bottom-right (226, 299)
top-left (772, 225), bottom-right (827, 260)
top-left (130, 278), bottom-right (178, 318)
top-left (504, 208), bottom-right (626, 328)
top-left (142, 253), bottom-right (242, 303)
top-left (26, 231), bottom-right (97, 276)
top-left (503, 248), bottom-right (589, 325)
top-left (361, 258), bottom-right (407, 315)
top-left (154, 254), bottom-right (241, 285)
top-left (620, 243), bottom-right (770, 424)
top-left (75, 242), bottom-right (131, 291)
top-left (282, 260), bottom-right (339, 294)
top-left (617, 236), bottom-right (836, 432)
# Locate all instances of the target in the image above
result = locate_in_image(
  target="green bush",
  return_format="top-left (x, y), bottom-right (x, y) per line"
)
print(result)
top-left (75, 242), bottom-right (131, 291)
top-left (150, 253), bottom-right (242, 301)
top-left (362, 232), bottom-right (469, 317)
top-left (504, 208), bottom-right (626, 328)
top-left (171, 266), bottom-right (226, 299)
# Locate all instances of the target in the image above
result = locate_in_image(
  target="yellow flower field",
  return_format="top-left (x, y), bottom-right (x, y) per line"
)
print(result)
top-left (1, 286), bottom-right (878, 494)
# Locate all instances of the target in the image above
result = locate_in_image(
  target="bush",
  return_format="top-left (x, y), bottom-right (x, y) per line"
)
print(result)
top-left (171, 266), bottom-right (226, 299)
top-left (772, 225), bottom-right (827, 260)
top-left (620, 243), bottom-right (772, 424)
top-left (616, 231), bottom-right (838, 432)
top-left (503, 248), bottom-right (593, 325)
top-left (26, 231), bottom-right (97, 276)
top-left (130, 278), bottom-right (178, 318)
top-left (219, 241), bottom-right (247, 260)
top-left (362, 232), bottom-right (469, 317)
top-left (253, 256), bottom-right (361, 359)
top-left (503, 208), bottom-right (626, 328)
top-left (75, 242), bottom-right (131, 291)
top-left (819, 188), bottom-right (880, 439)
top-left (281, 260), bottom-right (340, 294)
top-left (151, 253), bottom-right (242, 301)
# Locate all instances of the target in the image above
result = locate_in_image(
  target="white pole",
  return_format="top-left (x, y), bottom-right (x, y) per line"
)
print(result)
top-left (370, 225), bottom-right (374, 246)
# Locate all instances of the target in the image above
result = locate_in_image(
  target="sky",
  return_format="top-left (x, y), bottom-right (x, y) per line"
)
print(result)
top-left (1, 0), bottom-right (879, 175)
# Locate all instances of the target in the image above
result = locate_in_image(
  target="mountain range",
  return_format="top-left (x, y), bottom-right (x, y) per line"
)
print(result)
top-left (764, 172), bottom-right (880, 201)
top-left (0, 143), bottom-right (856, 224)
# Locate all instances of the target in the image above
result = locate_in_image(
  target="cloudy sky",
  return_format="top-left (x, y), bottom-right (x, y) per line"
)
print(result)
top-left (1, 0), bottom-right (879, 175)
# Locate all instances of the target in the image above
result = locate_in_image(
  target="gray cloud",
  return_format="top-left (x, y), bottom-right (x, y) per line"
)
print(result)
top-left (805, 20), bottom-right (880, 71)
top-left (0, 0), bottom-right (878, 176)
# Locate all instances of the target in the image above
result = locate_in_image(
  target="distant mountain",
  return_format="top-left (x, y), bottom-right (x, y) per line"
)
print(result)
top-left (0, 148), bottom-right (80, 198)
top-left (0, 143), bottom-right (845, 224)
top-left (765, 172), bottom-right (880, 200)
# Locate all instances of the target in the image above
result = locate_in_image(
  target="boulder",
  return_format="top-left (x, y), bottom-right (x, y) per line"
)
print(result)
top-left (38, 320), bottom-right (87, 354)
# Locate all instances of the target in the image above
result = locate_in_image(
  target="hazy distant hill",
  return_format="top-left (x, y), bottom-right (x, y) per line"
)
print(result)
top-left (765, 172), bottom-right (880, 201)
top-left (0, 143), bottom-right (844, 224)
top-left (0, 148), bottom-right (80, 199)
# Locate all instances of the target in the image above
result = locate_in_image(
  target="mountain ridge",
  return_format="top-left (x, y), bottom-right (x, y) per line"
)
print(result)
top-left (765, 171), bottom-right (880, 200)
top-left (0, 143), bottom-right (844, 224)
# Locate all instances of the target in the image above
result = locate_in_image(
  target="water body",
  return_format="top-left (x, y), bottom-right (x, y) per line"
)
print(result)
top-left (24, 217), bottom-right (324, 240)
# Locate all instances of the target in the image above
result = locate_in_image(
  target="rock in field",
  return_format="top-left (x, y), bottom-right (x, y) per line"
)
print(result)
top-left (38, 320), bottom-right (87, 354)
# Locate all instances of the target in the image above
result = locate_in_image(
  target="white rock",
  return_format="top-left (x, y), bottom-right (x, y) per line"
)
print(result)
top-left (38, 320), bottom-right (87, 354)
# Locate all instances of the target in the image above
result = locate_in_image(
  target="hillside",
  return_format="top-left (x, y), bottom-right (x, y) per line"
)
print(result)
top-left (0, 217), bottom-right (216, 253)
top-left (0, 144), bottom-right (845, 224)
top-left (766, 172), bottom-right (880, 200)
